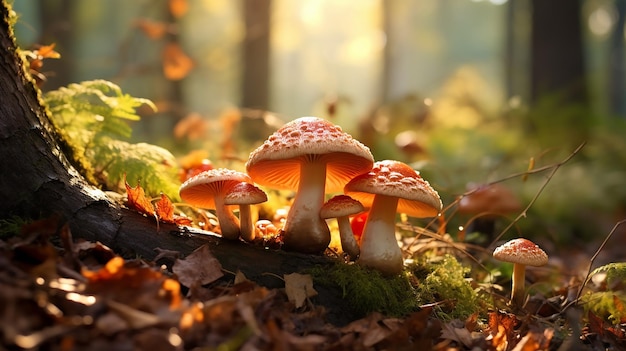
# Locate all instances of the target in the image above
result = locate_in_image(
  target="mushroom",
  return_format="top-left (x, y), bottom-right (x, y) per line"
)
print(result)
top-left (246, 117), bottom-right (374, 254)
top-left (457, 183), bottom-right (521, 240)
top-left (492, 238), bottom-right (548, 306)
top-left (320, 195), bottom-right (364, 260)
top-left (224, 182), bottom-right (268, 242)
top-left (344, 160), bottom-right (442, 275)
top-left (179, 168), bottom-right (251, 240)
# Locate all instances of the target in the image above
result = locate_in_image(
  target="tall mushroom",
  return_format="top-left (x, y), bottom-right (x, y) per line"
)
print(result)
top-left (224, 182), bottom-right (268, 242)
top-left (320, 195), bottom-right (364, 260)
top-left (344, 160), bottom-right (442, 275)
top-left (246, 117), bottom-right (374, 254)
top-left (493, 238), bottom-right (548, 306)
top-left (179, 168), bottom-right (251, 240)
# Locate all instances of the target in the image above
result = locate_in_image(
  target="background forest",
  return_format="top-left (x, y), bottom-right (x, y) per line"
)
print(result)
top-left (11, 0), bottom-right (626, 258)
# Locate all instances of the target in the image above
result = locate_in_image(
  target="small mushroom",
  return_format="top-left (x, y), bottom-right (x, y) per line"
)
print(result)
top-left (493, 238), bottom-right (548, 306)
top-left (246, 117), bottom-right (374, 254)
top-left (179, 168), bottom-right (251, 240)
top-left (458, 183), bottom-right (521, 240)
top-left (320, 195), bottom-right (364, 260)
top-left (344, 160), bottom-right (442, 275)
top-left (224, 182), bottom-right (268, 242)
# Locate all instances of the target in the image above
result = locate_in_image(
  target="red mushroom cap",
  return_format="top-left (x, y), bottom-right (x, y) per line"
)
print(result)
top-left (344, 160), bottom-right (442, 218)
top-left (179, 168), bottom-right (251, 209)
top-left (493, 238), bottom-right (548, 267)
top-left (245, 117), bottom-right (374, 193)
top-left (224, 182), bottom-right (268, 206)
top-left (320, 195), bottom-right (364, 219)
top-left (458, 183), bottom-right (521, 216)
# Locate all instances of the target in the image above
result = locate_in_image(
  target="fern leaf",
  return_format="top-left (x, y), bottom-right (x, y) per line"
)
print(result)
top-left (589, 262), bottom-right (626, 287)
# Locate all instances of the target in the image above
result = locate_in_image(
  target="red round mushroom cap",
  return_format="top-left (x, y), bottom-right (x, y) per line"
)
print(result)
top-left (458, 183), bottom-right (521, 215)
top-left (320, 195), bottom-right (364, 219)
top-left (224, 182), bottom-right (268, 206)
top-left (179, 168), bottom-right (251, 209)
top-left (245, 117), bottom-right (374, 193)
top-left (344, 160), bottom-right (442, 218)
top-left (493, 238), bottom-right (548, 266)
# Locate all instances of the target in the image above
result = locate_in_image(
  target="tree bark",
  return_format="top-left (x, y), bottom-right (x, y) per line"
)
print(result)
top-left (0, 2), bottom-right (353, 326)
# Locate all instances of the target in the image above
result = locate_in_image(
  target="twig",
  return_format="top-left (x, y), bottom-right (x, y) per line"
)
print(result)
top-left (576, 218), bottom-right (626, 301)
top-left (488, 142), bottom-right (586, 247)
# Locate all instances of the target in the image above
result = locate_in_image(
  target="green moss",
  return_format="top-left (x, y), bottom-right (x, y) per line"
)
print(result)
top-left (408, 254), bottom-right (479, 321)
top-left (0, 216), bottom-right (28, 239)
top-left (310, 263), bottom-right (419, 317)
top-left (310, 254), bottom-right (479, 321)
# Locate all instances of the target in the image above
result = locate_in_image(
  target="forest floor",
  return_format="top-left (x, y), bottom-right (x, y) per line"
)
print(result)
top-left (2, 214), bottom-right (626, 351)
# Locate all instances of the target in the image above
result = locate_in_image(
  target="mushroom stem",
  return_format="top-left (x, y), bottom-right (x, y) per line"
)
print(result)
top-left (214, 196), bottom-right (241, 240)
top-left (510, 263), bottom-right (527, 306)
top-left (283, 159), bottom-right (331, 253)
top-left (358, 194), bottom-right (402, 275)
top-left (238, 204), bottom-right (254, 242)
top-left (336, 216), bottom-right (360, 260)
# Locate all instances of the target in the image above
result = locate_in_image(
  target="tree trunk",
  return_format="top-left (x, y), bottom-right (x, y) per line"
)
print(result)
top-left (241, 0), bottom-right (271, 110)
top-left (0, 1), bottom-right (353, 326)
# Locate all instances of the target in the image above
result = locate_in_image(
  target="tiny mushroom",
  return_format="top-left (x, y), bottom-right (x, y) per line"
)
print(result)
top-left (246, 117), bottom-right (374, 254)
top-left (320, 195), bottom-right (365, 260)
top-left (179, 168), bottom-right (251, 240)
top-left (492, 238), bottom-right (548, 306)
top-left (224, 182), bottom-right (268, 242)
top-left (344, 160), bottom-right (442, 275)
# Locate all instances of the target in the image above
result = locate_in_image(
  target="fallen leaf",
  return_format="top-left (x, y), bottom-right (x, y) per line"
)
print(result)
top-left (124, 175), bottom-right (156, 217)
top-left (284, 273), bottom-right (317, 309)
top-left (172, 245), bottom-right (223, 287)
top-left (155, 193), bottom-right (192, 225)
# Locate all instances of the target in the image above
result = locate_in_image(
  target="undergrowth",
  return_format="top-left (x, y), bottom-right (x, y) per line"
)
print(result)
top-left (43, 80), bottom-right (181, 199)
top-left (310, 254), bottom-right (479, 321)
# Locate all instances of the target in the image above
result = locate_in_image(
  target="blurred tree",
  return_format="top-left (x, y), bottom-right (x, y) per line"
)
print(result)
top-left (609, 0), bottom-right (626, 117)
top-left (242, 0), bottom-right (271, 110)
top-left (530, 0), bottom-right (588, 105)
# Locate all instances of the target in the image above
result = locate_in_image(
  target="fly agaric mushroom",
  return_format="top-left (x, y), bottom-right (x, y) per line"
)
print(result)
top-left (224, 182), bottom-right (268, 242)
top-left (457, 183), bottom-right (521, 240)
top-left (320, 195), bottom-right (364, 260)
top-left (246, 117), bottom-right (374, 254)
top-left (179, 168), bottom-right (251, 240)
top-left (344, 160), bottom-right (442, 275)
top-left (493, 238), bottom-right (548, 306)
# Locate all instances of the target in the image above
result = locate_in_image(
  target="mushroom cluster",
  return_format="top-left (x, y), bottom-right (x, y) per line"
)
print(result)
top-left (246, 117), bottom-right (374, 253)
top-left (178, 116), bottom-right (443, 276)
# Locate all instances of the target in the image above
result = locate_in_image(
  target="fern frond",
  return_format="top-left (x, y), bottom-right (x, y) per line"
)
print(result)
top-left (589, 262), bottom-right (626, 288)
top-left (92, 138), bottom-right (181, 201)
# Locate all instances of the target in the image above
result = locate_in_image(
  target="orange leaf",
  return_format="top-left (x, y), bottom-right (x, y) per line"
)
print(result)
top-left (124, 175), bottom-right (156, 217)
top-left (155, 193), bottom-right (175, 222)
top-left (162, 42), bottom-right (194, 80)
top-left (155, 193), bottom-right (192, 225)
top-left (36, 43), bottom-right (61, 59)
top-left (169, 0), bottom-right (189, 18)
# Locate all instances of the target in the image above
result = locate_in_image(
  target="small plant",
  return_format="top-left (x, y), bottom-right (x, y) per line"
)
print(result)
top-left (580, 262), bottom-right (626, 325)
top-left (408, 254), bottom-right (479, 321)
top-left (44, 80), bottom-right (180, 199)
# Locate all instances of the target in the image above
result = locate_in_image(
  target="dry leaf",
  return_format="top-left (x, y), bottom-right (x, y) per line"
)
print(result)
top-left (162, 42), bottom-right (193, 80)
top-left (155, 193), bottom-right (192, 225)
top-left (284, 273), bottom-right (317, 308)
top-left (124, 175), bottom-right (156, 217)
top-left (172, 245), bottom-right (223, 287)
